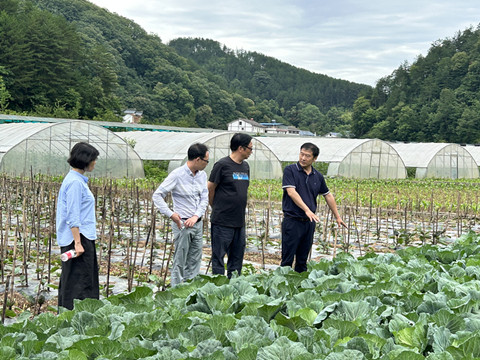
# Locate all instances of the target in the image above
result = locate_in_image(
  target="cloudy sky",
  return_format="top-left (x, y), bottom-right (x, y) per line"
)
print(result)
top-left (89, 0), bottom-right (480, 86)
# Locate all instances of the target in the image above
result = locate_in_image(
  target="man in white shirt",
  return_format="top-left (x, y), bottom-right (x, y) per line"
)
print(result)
top-left (153, 143), bottom-right (209, 286)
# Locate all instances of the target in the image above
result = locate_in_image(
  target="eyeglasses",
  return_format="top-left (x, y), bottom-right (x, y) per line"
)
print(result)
top-left (243, 145), bottom-right (253, 151)
top-left (200, 158), bottom-right (209, 163)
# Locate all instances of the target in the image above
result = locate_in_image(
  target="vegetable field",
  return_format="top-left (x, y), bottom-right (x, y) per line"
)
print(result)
top-left (1, 175), bottom-right (480, 338)
top-left (2, 231), bottom-right (480, 359)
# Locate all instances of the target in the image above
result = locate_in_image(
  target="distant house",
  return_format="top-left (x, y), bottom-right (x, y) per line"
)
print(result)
top-left (227, 118), bottom-right (266, 133)
top-left (227, 118), bottom-right (302, 136)
top-left (260, 120), bottom-right (302, 135)
top-left (123, 109), bottom-right (143, 124)
top-left (287, 126), bottom-right (301, 135)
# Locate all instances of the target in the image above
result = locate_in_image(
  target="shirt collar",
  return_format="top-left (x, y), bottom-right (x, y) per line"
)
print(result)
top-left (295, 162), bottom-right (317, 175)
top-left (182, 163), bottom-right (196, 177)
top-left (70, 169), bottom-right (89, 183)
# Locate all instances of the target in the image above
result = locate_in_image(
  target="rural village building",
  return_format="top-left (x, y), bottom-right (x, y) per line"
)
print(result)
top-left (122, 109), bottom-right (143, 124)
top-left (227, 118), bottom-right (301, 135)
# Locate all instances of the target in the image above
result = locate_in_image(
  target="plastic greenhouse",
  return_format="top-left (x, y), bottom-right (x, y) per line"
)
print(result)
top-left (115, 131), bottom-right (283, 180)
top-left (464, 145), bottom-right (480, 167)
top-left (257, 137), bottom-right (407, 179)
top-left (390, 142), bottom-right (479, 179)
top-left (0, 122), bottom-right (144, 178)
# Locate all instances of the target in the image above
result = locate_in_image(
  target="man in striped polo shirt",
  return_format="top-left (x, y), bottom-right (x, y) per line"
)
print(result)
top-left (153, 143), bottom-right (209, 286)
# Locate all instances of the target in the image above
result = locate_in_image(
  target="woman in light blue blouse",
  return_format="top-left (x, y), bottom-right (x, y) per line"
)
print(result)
top-left (56, 142), bottom-right (99, 310)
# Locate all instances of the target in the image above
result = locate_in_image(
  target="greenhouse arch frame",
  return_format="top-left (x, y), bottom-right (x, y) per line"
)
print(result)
top-left (116, 131), bottom-right (283, 180)
top-left (257, 137), bottom-right (407, 179)
top-left (0, 121), bottom-right (145, 178)
top-left (390, 142), bottom-right (479, 179)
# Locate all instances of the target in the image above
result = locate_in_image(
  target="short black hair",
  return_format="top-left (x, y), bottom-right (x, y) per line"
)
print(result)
top-left (301, 142), bottom-right (319, 158)
top-left (187, 143), bottom-right (209, 160)
top-left (230, 133), bottom-right (252, 152)
top-left (67, 142), bottom-right (99, 170)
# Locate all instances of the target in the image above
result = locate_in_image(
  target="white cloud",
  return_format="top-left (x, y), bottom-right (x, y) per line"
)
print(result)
top-left (89, 0), bottom-right (480, 86)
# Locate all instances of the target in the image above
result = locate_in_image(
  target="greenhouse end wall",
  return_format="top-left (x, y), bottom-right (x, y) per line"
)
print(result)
top-left (424, 144), bottom-right (479, 179)
top-left (330, 139), bottom-right (407, 179)
top-left (177, 135), bottom-right (283, 180)
top-left (0, 122), bottom-right (144, 178)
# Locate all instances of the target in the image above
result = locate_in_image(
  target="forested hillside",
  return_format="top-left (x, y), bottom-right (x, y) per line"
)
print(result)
top-left (169, 38), bottom-right (369, 112)
top-left (0, 0), bottom-right (369, 133)
top-left (351, 26), bottom-right (480, 144)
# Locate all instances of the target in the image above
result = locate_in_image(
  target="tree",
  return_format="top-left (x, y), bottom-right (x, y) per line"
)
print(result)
top-left (428, 89), bottom-right (461, 142)
top-left (351, 97), bottom-right (377, 137)
top-left (195, 104), bottom-right (213, 128)
top-left (394, 105), bottom-right (418, 141)
top-left (297, 104), bottom-right (325, 134)
top-left (456, 102), bottom-right (480, 144)
top-left (0, 75), bottom-right (11, 111)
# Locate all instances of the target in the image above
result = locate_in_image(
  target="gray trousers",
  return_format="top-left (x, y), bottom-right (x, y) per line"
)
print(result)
top-left (170, 220), bottom-right (204, 286)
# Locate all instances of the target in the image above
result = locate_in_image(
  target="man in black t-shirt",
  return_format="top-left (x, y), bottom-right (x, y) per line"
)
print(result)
top-left (208, 133), bottom-right (252, 278)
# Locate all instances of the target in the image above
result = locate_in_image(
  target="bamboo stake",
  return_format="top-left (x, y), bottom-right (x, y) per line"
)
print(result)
top-left (161, 221), bottom-right (174, 291)
top-left (261, 184), bottom-right (271, 270)
top-left (9, 226), bottom-right (19, 300)
top-left (105, 184), bottom-right (115, 298)
top-left (148, 208), bottom-right (156, 276)
top-left (2, 180), bottom-right (11, 285)
top-left (131, 185), bottom-right (142, 290)
top-left (355, 208), bottom-right (363, 257)
top-left (355, 182), bottom-right (359, 213)
top-left (159, 215), bottom-right (169, 278)
top-left (35, 183), bottom-right (42, 281)
top-left (22, 183), bottom-right (29, 287)
top-left (47, 190), bottom-right (55, 286)
top-left (204, 206), bottom-right (211, 275)
top-left (139, 196), bottom-right (152, 270)
top-left (125, 184), bottom-right (134, 292)
top-left (457, 192), bottom-right (461, 238)
top-left (322, 205), bottom-right (331, 250)
top-left (332, 224), bottom-right (338, 259)
top-left (2, 275), bottom-right (10, 324)
top-left (345, 207), bottom-right (351, 253)
top-left (96, 183), bottom-right (105, 268)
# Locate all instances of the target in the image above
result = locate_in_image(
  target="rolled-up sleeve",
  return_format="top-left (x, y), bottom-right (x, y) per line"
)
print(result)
top-left (196, 179), bottom-right (209, 218)
top-left (152, 173), bottom-right (177, 218)
top-left (65, 181), bottom-right (83, 229)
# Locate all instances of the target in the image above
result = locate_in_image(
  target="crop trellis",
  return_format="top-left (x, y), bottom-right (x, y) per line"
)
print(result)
top-left (1, 175), bottom-right (480, 321)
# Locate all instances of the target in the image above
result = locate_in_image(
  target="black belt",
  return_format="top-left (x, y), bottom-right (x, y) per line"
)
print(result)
top-left (285, 214), bottom-right (310, 222)
top-left (181, 216), bottom-right (202, 223)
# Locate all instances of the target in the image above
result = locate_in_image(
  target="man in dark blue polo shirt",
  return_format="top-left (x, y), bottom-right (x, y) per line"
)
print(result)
top-left (281, 142), bottom-right (346, 272)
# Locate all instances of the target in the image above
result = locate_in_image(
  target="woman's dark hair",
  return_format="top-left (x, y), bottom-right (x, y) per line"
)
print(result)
top-left (67, 142), bottom-right (100, 170)
top-left (301, 142), bottom-right (319, 158)
top-left (187, 143), bottom-right (209, 160)
top-left (230, 133), bottom-right (253, 151)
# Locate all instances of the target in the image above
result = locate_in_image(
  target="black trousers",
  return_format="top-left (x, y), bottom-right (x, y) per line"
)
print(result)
top-left (281, 217), bottom-right (316, 273)
top-left (211, 224), bottom-right (246, 278)
top-left (58, 234), bottom-right (99, 310)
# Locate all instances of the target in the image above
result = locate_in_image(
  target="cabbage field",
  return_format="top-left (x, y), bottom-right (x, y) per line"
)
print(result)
top-left (2, 231), bottom-right (480, 359)
top-left (1, 175), bottom-right (480, 358)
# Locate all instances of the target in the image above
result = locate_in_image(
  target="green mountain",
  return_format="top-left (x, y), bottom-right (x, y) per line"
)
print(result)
top-left (169, 38), bottom-right (370, 111)
top-left (0, 0), bottom-right (370, 133)
top-left (351, 26), bottom-right (480, 144)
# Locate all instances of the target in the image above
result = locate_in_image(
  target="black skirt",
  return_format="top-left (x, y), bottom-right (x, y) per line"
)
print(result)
top-left (58, 234), bottom-right (99, 311)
